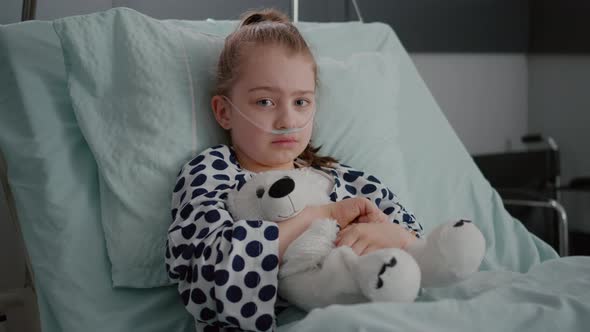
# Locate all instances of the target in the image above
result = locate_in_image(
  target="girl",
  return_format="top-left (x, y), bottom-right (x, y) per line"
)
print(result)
top-left (166, 9), bottom-right (423, 332)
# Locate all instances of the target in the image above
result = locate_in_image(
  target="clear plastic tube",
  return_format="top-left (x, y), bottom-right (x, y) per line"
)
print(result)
top-left (222, 96), bottom-right (314, 135)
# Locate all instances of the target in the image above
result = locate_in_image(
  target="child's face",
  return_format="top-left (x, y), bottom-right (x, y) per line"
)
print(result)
top-left (213, 44), bottom-right (316, 172)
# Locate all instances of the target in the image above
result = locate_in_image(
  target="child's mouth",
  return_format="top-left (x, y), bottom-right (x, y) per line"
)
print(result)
top-left (272, 138), bottom-right (298, 146)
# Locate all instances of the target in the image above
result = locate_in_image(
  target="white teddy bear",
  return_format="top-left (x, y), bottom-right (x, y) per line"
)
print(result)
top-left (227, 168), bottom-right (486, 311)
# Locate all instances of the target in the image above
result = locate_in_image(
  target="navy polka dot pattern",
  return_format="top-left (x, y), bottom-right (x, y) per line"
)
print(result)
top-left (216, 299), bottom-right (224, 314)
top-left (212, 159), bottom-right (228, 170)
top-left (203, 246), bottom-right (212, 260)
top-left (179, 204), bottom-right (193, 220)
top-left (192, 288), bottom-right (207, 304)
top-left (244, 271), bottom-right (261, 288)
top-left (181, 224), bottom-right (196, 239)
top-left (174, 177), bottom-right (185, 192)
top-left (215, 269), bottom-right (229, 286)
top-left (233, 226), bottom-right (247, 240)
top-left (226, 285), bottom-right (243, 303)
top-left (190, 174), bottom-right (207, 187)
top-left (191, 188), bottom-right (207, 199)
top-left (194, 242), bottom-right (205, 258)
top-left (204, 210), bottom-right (221, 223)
top-left (213, 174), bottom-right (230, 181)
top-left (181, 289), bottom-right (190, 306)
top-left (226, 316), bottom-right (240, 327)
top-left (200, 307), bottom-right (216, 321)
top-left (201, 265), bottom-right (214, 282)
top-left (241, 302), bottom-right (257, 318)
top-left (232, 255), bottom-right (245, 272)
top-left (196, 227), bottom-right (209, 239)
top-left (256, 314), bottom-right (274, 331)
top-left (188, 154), bottom-right (204, 166)
top-left (264, 225), bottom-right (278, 241)
top-left (345, 184), bottom-right (357, 195)
top-left (166, 144), bottom-right (423, 331)
top-left (190, 164), bottom-right (206, 175)
top-left (258, 285), bottom-right (277, 302)
top-left (247, 219), bottom-right (262, 228)
top-left (246, 241), bottom-right (263, 257)
top-left (261, 254), bottom-right (279, 271)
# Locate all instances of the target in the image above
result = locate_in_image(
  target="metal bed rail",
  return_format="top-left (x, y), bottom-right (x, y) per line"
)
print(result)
top-left (503, 198), bottom-right (569, 257)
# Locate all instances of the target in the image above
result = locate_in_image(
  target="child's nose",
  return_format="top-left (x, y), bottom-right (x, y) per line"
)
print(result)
top-left (274, 103), bottom-right (298, 128)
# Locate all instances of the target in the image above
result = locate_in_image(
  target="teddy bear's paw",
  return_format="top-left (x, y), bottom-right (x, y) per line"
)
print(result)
top-left (306, 218), bottom-right (340, 242)
top-left (353, 248), bottom-right (420, 303)
top-left (280, 219), bottom-right (339, 278)
top-left (427, 219), bottom-right (486, 283)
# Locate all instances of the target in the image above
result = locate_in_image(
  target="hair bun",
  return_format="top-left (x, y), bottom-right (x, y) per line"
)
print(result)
top-left (240, 9), bottom-right (290, 27)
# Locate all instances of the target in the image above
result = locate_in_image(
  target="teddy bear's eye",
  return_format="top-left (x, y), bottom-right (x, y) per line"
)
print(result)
top-left (256, 187), bottom-right (265, 199)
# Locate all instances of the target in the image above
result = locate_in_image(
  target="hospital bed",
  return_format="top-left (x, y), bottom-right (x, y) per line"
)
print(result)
top-left (1, 5), bottom-right (590, 332)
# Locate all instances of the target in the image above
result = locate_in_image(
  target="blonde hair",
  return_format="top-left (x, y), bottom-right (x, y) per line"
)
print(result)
top-left (215, 8), bottom-right (337, 168)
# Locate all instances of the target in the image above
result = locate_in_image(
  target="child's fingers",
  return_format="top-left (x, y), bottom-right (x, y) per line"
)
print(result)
top-left (356, 215), bottom-right (371, 223)
top-left (335, 229), bottom-right (358, 248)
top-left (335, 223), bottom-right (358, 243)
top-left (357, 214), bottom-right (386, 223)
top-left (351, 240), bottom-right (369, 255)
top-left (361, 245), bottom-right (379, 256)
top-left (335, 225), bottom-right (351, 243)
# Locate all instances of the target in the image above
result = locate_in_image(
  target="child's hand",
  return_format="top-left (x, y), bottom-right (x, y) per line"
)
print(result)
top-left (334, 222), bottom-right (417, 255)
top-left (325, 197), bottom-right (387, 229)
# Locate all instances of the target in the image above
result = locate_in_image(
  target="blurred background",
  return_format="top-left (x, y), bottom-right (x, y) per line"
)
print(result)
top-left (1, 1), bottom-right (589, 329)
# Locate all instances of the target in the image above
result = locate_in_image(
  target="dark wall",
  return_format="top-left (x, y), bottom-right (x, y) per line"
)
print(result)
top-left (306, 0), bottom-right (589, 54)
top-left (348, 0), bottom-right (530, 53)
top-left (111, 0), bottom-right (291, 21)
top-left (529, 0), bottom-right (590, 54)
top-left (6, 0), bottom-right (590, 53)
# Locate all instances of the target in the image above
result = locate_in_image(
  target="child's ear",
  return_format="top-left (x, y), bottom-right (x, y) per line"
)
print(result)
top-left (211, 95), bottom-right (232, 130)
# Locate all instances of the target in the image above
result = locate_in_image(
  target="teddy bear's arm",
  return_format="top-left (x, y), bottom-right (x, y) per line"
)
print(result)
top-left (280, 218), bottom-right (340, 278)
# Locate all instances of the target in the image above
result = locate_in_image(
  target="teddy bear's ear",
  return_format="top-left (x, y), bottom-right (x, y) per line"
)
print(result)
top-left (225, 176), bottom-right (264, 220)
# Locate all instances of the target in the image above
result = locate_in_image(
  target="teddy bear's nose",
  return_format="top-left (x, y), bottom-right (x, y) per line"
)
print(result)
top-left (268, 176), bottom-right (295, 198)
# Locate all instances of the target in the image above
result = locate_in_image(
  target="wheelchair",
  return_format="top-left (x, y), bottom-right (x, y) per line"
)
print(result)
top-left (473, 134), bottom-right (590, 257)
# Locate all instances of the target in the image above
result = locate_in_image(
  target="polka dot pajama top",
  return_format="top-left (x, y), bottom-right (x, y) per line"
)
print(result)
top-left (165, 144), bottom-right (424, 331)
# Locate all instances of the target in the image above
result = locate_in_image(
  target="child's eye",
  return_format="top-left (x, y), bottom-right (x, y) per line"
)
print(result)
top-left (256, 99), bottom-right (274, 107)
top-left (294, 99), bottom-right (310, 107)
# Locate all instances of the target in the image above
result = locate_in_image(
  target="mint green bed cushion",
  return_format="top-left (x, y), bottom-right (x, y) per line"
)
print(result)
top-left (53, 9), bottom-right (227, 287)
top-left (0, 21), bottom-right (193, 332)
top-left (0, 8), bottom-right (559, 332)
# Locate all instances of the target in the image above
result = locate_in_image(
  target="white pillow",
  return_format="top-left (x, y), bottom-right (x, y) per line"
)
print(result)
top-left (313, 52), bottom-right (409, 199)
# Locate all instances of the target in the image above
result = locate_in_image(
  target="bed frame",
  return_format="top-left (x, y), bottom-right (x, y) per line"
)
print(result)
top-left (0, 150), bottom-right (39, 328)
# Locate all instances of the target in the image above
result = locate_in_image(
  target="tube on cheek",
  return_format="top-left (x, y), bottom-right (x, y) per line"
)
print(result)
top-left (222, 96), bottom-right (314, 135)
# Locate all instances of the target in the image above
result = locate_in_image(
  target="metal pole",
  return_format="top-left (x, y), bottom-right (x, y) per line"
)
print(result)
top-left (21, 0), bottom-right (37, 21)
top-left (351, 0), bottom-right (364, 22)
top-left (292, 0), bottom-right (299, 23)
